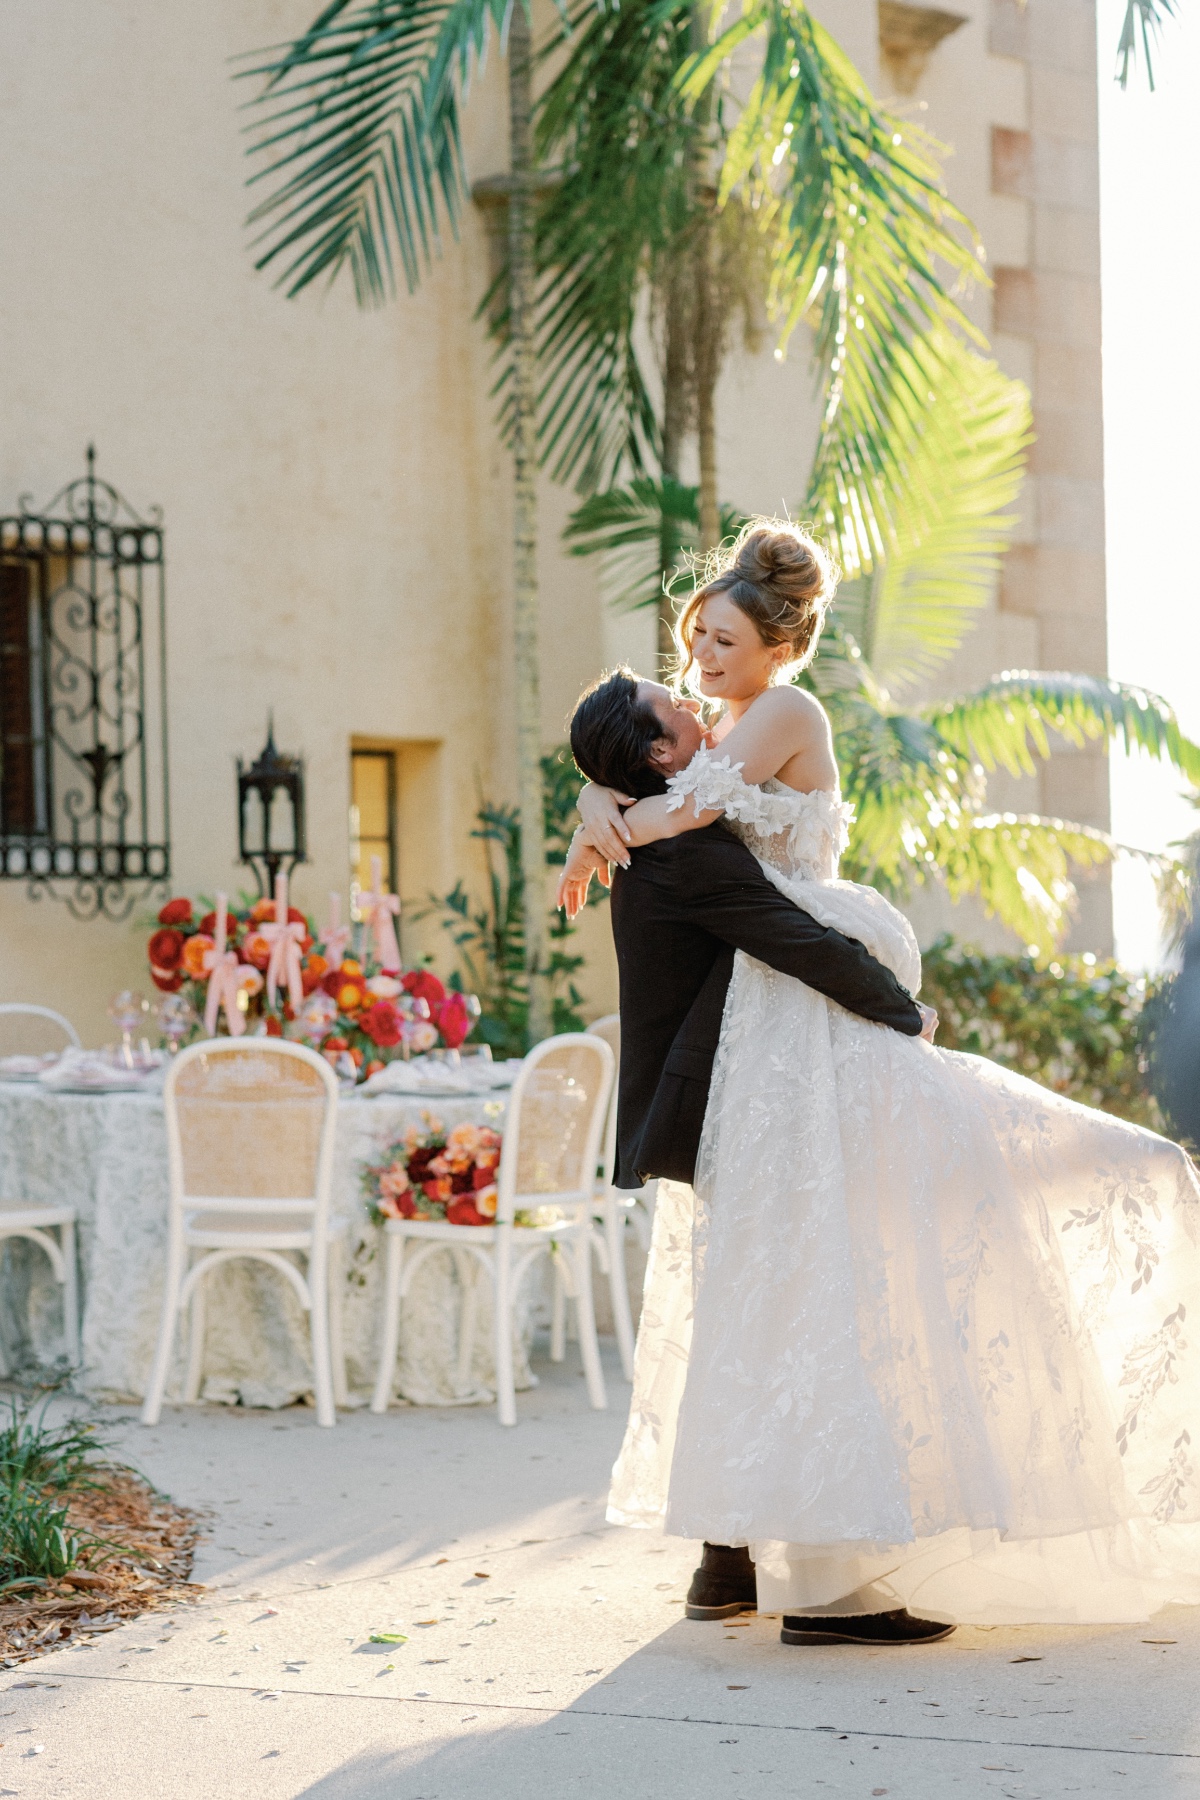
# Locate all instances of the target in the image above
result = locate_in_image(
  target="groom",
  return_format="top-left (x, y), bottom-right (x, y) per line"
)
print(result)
top-left (564, 668), bottom-right (952, 1648)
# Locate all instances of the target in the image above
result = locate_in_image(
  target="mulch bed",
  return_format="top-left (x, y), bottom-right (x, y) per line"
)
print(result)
top-left (1, 1467), bottom-right (204, 1667)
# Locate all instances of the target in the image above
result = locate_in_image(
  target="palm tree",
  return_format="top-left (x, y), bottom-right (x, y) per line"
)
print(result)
top-left (241, 0), bottom-right (554, 1037)
top-left (535, 0), bottom-right (986, 650)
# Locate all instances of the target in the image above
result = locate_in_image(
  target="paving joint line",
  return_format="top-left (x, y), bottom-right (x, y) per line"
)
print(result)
top-left (11, 1671), bottom-right (1199, 1760)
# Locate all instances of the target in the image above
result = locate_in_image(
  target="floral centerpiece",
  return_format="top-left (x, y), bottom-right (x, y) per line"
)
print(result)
top-left (362, 1118), bottom-right (503, 1227)
top-left (145, 868), bottom-right (477, 1081)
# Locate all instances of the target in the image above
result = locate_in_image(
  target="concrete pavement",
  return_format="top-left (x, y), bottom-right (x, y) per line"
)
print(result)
top-left (2, 1350), bottom-right (1199, 1797)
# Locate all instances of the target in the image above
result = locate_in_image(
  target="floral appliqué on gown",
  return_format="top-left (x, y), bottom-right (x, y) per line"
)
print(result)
top-left (608, 749), bottom-right (1200, 1622)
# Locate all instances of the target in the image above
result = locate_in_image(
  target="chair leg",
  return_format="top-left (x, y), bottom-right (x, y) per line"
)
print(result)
top-left (494, 1228), bottom-right (516, 1427)
top-left (141, 1235), bottom-right (188, 1426)
top-left (605, 1198), bottom-right (636, 1383)
top-left (454, 1253), bottom-right (480, 1396)
top-left (572, 1230), bottom-right (608, 1413)
top-left (59, 1219), bottom-right (80, 1368)
top-left (183, 1269), bottom-right (207, 1403)
top-left (549, 1259), bottom-right (567, 1363)
top-left (370, 1233), bottom-right (405, 1415)
top-left (328, 1235), bottom-right (350, 1408)
top-left (307, 1245), bottom-right (336, 1428)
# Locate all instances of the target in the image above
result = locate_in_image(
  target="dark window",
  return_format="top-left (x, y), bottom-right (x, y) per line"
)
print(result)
top-left (0, 561), bottom-right (38, 836)
top-left (350, 748), bottom-right (397, 908)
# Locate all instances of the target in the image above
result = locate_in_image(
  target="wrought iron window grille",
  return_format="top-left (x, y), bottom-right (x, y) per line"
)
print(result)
top-left (0, 447), bottom-right (169, 920)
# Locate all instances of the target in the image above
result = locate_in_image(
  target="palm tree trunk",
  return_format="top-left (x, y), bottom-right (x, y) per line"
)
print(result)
top-left (694, 201), bottom-right (720, 555)
top-left (507, 0), bottom-right (551, 1045)
top-left (689, 4), bottom-right (720, 556)
top-left (658, 267), bottom-right (690, 670)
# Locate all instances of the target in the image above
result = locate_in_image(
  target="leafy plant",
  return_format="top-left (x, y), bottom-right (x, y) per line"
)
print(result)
top-left (0, 1398), bottom-right (121, 1593)
top-left (420, 749), bottom-right (606, 1057)
top-left (920, 935), bottom-right (1166, 1128)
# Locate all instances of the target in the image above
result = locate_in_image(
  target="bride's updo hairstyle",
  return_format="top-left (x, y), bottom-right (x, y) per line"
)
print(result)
top-left (674, 517), bottom-right (838, 690)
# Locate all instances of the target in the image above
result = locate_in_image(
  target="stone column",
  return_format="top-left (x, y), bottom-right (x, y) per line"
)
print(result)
top-left (990, 0), bottom-right (1112, 952)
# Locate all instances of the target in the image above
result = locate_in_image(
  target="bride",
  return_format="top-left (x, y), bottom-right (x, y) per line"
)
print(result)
top-left (561, 518), bottom-right (1200, 1629)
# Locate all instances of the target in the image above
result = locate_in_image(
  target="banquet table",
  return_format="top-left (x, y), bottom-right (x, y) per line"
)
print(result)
top-left (0, 1078), bottom-right (544, 1410)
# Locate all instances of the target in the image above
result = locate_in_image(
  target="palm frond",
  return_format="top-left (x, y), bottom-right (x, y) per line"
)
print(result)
top-left (529, 0), bottom-right (693, 487)
top-left (563, 476), bottom-right (748, 610)
top-left (1116, 0), bottom-right (1178, 90)
top-left (928, 673), bottom-right (1200, 785)
top-left (823, 665), bottom-right (1200, 949)
top-left (834, 334), bottom-right (1031, 692)
top-left (241, 0), bottom-right (508, 302)
top-left (679, 2), bottom-right (984, 575)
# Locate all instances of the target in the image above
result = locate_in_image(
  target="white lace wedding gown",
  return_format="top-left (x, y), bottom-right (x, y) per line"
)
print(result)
top-left (608, 750), bottom-right (1200, 1623)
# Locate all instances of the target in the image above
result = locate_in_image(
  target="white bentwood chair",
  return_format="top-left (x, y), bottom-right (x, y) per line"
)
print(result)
top-left (370, 1032), bottom-right (615, 1427)
top-left (0, 1003), bottom-right (84, 1363)
top-left (0, 1003), bottom-right (82, 1051)
top-left (140, 1038), bottom-right (348, 1429)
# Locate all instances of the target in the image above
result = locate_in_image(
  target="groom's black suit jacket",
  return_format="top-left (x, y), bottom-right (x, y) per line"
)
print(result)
top-left (609, 821), bottom-right (923, 1189)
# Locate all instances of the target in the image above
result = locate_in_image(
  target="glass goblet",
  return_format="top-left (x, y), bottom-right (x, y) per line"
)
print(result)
top-left (157, 992), bottom-right (196, 1055)
top-left (109, 990), bottom-right (149, 1068)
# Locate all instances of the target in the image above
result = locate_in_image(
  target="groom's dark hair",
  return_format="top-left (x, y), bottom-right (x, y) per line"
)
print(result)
top-left (569, 667), bottom-right (670, 799)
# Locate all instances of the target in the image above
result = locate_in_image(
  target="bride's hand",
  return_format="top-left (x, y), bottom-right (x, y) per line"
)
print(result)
top-left (917, 1003), bottom-right (938, 1043)
top-left (578, 782), bottom-right (635, 866)
top-left (555, 829), bottom-right (612, 920)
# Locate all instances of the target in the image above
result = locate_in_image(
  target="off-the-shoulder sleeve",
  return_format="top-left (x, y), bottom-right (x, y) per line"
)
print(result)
top-left (665, 749), bottom-right (805, 834)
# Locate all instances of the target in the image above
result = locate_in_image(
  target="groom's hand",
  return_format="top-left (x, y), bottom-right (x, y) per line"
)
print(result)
top-left (917, 1003), bottom-right (938, 1043)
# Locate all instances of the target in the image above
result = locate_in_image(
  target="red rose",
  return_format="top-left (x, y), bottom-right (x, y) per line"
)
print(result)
top-left (422, 1176), bottom-right (453, 1203)
top-left (402, 969), bottom-right (446, 1015)
top-left (148, 927), bottom-right (185, 972)
top-left (287, 906), bottom-right (307, 927)
top-left (197, 910), bottom-right (238, 938)
top-left (361, 1000), bottom-right (403, 1048)
top-left (437, 991), bottom-right (472, 1049)
top-left (446, 1197), bottom-right (489, 1227)
top-left (150, 966), bottom-right (184, 993)
top-left (265, 1015), bottom-right (283, 1038)
top-left (157, 897), bottom-right (193, 926)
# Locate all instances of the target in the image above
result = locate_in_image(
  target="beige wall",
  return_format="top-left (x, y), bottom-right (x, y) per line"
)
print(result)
top-left (0, 0), bottom-right (1110, 1049)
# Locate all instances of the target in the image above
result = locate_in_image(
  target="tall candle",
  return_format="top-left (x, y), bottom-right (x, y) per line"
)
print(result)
top-left (370, 854), bottom-right (382, 898)
top-left (215, 891), bottom-right (228, 958)
top-left (275, 870), bottom-right (287, 926)
top-left (328, 891), bottom-right (340, 929)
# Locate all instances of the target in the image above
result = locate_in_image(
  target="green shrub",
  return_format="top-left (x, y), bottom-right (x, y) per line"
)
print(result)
top-left (920, 934), bottom-right (1166, 1127)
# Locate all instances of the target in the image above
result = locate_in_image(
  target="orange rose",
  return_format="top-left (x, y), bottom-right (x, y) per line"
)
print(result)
top-left (250, 898), bottom-right (277, 924)
top-left (335, 977), bottom-right (366, 1013)
top-left (242, 932), bottom-right (272, 971)
top-left (182, 934), bottom-right (215, 979)
top-left (301, 954), bottom-right (328, 996)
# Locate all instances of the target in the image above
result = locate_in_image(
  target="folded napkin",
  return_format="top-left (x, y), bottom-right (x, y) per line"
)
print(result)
top-left (359, 1057), bottom-right (523, 1099)
top-left (39, 1048), bottom-right (163, 1093)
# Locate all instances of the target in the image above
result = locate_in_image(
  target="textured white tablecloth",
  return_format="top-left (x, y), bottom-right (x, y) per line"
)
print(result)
top-left (0, 1081), bottom-right (539, 1410)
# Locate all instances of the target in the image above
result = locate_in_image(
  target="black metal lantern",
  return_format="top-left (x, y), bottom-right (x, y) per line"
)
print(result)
top-left (237, 721), bottom-right (307, 896)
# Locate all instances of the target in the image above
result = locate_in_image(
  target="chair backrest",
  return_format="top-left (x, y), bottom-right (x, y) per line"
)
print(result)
top-left (587, 1014), bottom-right (620, 1188)
top-left (163, 1038), bottom-right (339, 1222)
top-left (0, 1003), bottom-right (82, 1054)
top-left (496, 1033), bottom-right (615, 1223)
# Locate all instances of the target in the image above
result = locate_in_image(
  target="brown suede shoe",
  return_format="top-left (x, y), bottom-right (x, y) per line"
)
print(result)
top-left (685, 1543), bottom-right (757, 1620)
top-left (781, 1608), bottom-right (955, 1646)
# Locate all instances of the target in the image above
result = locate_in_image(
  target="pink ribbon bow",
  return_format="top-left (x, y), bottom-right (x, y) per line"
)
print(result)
top-left (203, 895), bottom-right (246, 1037)
top-left (362, 857), bottom-right (401, 973)
top-left (322, 891), bottom-right (351, 972)
top-left (262, 918), bottom-right (306, 1012)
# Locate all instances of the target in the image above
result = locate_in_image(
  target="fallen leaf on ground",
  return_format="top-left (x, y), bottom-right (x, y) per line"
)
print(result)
top-left (1010, 1655), bottom-right (1042, 1663)
top-left (1143, 1639), bottom-right (1176, 1645)
top-left (727, 1684), bottom-right (748, 1690)
top-left (369, 1634), bottom-right (408, 1645)
top-left (473, 1573), bottom-right (491, 1580)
